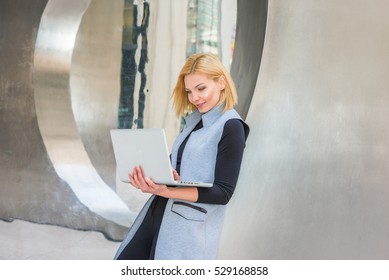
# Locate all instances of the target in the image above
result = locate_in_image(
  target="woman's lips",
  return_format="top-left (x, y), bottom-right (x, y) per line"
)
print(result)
top-left (196, 102), bottom-right (206, 109)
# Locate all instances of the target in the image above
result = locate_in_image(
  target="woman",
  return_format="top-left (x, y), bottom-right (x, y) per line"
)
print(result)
top-left (115, 53), bottom-right (249, 260)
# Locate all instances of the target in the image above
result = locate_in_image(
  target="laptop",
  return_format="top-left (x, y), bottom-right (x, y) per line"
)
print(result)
top-left (110, 128), bottom-right (213, 188)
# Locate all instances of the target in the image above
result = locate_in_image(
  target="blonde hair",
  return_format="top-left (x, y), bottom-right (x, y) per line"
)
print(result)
top-left (172, 53), bottom-right (238, 117)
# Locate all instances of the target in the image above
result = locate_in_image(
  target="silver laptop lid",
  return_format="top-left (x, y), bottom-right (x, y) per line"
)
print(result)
top-left (110, 128), bottom-right (175, 184)
top-left (110, 128), bottom-right (213, 188)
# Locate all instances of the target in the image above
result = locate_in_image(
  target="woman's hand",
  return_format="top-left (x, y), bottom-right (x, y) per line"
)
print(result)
top-left (128, 166), bottom-right (167, 196)
top-left (128, 166), bottom-right (198, 202)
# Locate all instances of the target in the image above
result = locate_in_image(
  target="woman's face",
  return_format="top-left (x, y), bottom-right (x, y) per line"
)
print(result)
top-left (184, 73), bottom-right (225, 114)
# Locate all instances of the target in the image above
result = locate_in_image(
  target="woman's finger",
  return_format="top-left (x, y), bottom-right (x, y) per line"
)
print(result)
top-left (135, 166), bottom-right (145, 182)
top-left (172, 169), bottom-right (180, 180)
top-left (132, 167), bottom-right (138, 181)
top-left (129, 169), bottom-right (141, 189)
top-left (129, 174), bottom-right (138, 188)
top-left (144, 177), bottom-right (154, 188)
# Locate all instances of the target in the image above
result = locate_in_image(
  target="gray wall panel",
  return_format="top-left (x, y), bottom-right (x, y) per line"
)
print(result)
top-left (219, 0), bottom-right (389, 259)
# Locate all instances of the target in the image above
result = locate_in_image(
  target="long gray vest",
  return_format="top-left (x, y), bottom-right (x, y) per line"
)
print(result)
top-left (115, 106), bottom-right (244, 259)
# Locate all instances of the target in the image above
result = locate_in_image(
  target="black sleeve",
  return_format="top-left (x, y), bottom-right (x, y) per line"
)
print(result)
top-left (197, 119), bottom-right (247, 205)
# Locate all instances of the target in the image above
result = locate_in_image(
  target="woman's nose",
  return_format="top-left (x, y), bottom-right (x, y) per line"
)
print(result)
top-left (191, 92), bottom-right (200, 101)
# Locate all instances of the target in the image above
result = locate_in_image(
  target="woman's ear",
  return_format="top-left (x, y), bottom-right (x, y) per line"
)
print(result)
top-left (218, 75), bottom-right (226, 90)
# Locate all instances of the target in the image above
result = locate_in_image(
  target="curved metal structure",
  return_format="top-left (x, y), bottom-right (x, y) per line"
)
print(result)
top-left (219, 0), bottom-right (389, 259)
top-left (34, 0), bottom-right (130, 229)
top-left (34, 0), bottom-right (134, 229)
top-left (0, 0), bottom-right (133, 241)
top-left (0, 0), bottom-right (188, 246)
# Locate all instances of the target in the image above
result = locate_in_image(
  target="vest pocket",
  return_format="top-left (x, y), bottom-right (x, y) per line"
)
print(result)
top-left (171, 201), bottom-right (207, 221)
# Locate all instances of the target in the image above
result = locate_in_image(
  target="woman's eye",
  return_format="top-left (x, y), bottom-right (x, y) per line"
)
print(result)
top-left (198, 87), bottom-right (206, 91)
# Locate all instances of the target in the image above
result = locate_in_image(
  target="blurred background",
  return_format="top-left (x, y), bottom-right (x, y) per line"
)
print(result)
top-left (1, 0), bottom-right (389, 259)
